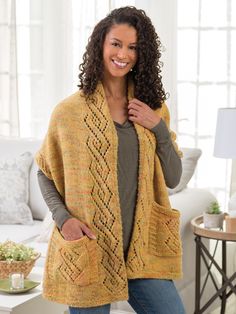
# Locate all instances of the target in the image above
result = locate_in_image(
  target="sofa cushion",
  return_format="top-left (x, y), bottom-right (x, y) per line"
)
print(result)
top-left (0, 220), bottom-right (43, 243)
top-left (0, 152), bottom-right (34, 224)
top-left (36, 210), bottom-right (54, 242)
top-left (0, 138), bottom-right (48, 220)
top-left (168, 147), bottom-right (202, 195)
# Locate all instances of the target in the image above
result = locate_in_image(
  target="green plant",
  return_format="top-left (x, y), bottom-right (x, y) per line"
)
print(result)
top-left (207, 201), bottom-right (221, 215)
top-left (0, 241), bottom-right (38, 262)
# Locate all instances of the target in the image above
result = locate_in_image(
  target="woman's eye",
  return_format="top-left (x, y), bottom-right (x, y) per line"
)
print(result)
top-left (112, 42), bottom-right (120, 47)
top-left (129, 46), bottom-right (137, 50)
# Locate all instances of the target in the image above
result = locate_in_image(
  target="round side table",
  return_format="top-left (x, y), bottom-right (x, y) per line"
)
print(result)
top-left (191, 214), bottom-right (236, 314)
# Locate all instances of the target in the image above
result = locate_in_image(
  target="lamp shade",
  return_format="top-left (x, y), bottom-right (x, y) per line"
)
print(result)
top-left (214, 108), bottom-right (236, 159)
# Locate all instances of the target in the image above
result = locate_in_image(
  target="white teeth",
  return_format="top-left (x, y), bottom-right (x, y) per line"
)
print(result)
top-left (113, 60), bottom-right (127, 68)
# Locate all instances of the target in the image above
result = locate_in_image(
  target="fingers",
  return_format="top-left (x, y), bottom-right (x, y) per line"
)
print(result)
top-left (61, 217), bottom-right (96, 241)
top-left (128, 98), bottom-right (148, 118)
top-left (128, 101), bottom-right (141, 119)
top-left (81, 224), bottom-right (96, 240)
top-left (129, 98), bottom-right (145, 107)
top-left (128, 115), bottom-right (139, 122)
top-left (128, 108), bottom-right (139, 116)
top-left (128, 99), bottom-right (145, 111)
top-left (127, 98), bottom-right (161, 129)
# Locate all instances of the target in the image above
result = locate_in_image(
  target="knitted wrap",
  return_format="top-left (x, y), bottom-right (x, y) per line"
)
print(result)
top-left (35, 81), bottom-right (183, 307)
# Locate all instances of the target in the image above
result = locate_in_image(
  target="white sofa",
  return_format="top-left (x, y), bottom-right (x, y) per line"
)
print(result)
top-left (0, 138), bottom-right (218, 313)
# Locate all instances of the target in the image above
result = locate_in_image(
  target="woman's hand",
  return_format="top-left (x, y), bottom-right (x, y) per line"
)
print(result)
top-left (128, 98), bottom-right (161, 129)
top-left (61, 217), bottom-right (96, 241)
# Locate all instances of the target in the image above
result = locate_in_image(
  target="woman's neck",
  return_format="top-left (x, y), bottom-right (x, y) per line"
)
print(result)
top-left (102, 75), bottom-right (127, 100)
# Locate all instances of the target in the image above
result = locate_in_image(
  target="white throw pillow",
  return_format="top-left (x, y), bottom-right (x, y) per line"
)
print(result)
top-left (36, 211), bottom-right (54, 242)
top-left (0, 152), bottom-right (34, 224)
top-left (168, 147), bottom-right (202, 195)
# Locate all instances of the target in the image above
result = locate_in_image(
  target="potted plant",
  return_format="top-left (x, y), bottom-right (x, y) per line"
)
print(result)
top-left (0, 241), bottom-right (40, 279)
top-left (203, 201), bottom-right (224, 229)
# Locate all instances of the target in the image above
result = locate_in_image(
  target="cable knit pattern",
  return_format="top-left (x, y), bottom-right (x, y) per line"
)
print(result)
top-left (84, 89), bottom-right (127, 295)
top-left (35, 81), bottom-right (183, 307)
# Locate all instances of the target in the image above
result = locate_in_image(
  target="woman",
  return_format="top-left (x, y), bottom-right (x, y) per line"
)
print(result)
top-left (36, 6), bottom-right (185, 314)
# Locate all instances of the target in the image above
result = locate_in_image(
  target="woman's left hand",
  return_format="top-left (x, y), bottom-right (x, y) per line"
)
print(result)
top-left (128, 98), bottom-right (161, 129)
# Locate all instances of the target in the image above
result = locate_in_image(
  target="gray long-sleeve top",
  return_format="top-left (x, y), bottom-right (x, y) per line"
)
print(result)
top-left (37, 119), bottom-right (182, 259)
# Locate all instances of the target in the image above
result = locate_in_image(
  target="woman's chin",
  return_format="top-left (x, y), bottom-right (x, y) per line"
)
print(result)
top-left (106, 69), bottom-right (130, 78)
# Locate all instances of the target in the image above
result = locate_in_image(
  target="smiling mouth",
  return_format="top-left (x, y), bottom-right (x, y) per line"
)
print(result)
top-left (112, 60), bottom-right (128, 69)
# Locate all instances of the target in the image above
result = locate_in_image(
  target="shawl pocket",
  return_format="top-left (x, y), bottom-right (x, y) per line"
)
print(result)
top-left (148, 202), bottom-right (182, 257)
top-left (47, 227), bottom-right (99, 286)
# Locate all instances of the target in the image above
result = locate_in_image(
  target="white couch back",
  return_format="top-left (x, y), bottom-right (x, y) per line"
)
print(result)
top-left (0, 138), bottom-right (48, 220)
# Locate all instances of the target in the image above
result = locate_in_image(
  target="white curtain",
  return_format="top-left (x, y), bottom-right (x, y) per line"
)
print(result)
top-left (36, 0), bottom-right (73, 138)
top-left (17, 0), bottom-right (73, 139)
top-left (0, 0), bottom-right (19, 137)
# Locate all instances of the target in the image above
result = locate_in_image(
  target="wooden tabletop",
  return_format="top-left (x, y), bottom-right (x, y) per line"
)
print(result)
top-left (191, 215), bottom-right (236, 241)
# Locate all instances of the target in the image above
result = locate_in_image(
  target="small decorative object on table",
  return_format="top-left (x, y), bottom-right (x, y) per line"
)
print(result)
top-left (203, 201), bottom-right (225, 229)
top-left (9, 273), bottom-right (24, 290)
top-left (0, 241), bottom-right (40, 279)
top-left (225, 195), bottom-right (236, 232)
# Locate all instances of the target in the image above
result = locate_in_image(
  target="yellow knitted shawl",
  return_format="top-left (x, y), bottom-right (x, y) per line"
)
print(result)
top-left (35, 81), bottom-right (183, 307)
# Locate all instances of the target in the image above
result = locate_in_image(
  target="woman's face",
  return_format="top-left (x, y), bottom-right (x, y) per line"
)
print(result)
top-left (103, 23), bottom-right (137, 79)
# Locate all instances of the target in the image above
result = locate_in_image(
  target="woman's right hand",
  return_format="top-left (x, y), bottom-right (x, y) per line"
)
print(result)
top-left (61, 217), bottom-right (96, 241)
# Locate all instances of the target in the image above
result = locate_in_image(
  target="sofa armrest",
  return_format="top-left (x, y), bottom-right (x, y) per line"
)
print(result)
top-left (170, 187), bottom-right (216, 236)
top-left (170, 188), bottom-right (216, 290)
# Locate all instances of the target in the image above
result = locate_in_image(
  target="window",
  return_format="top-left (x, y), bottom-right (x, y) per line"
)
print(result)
top-left (16, 0), bottom-right (44, 137)
top-left (177, 0), bottom-right (235, 205)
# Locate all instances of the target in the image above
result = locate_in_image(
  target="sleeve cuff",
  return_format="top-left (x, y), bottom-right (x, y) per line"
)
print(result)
top-left (58, 212), bottom-right (73, 230)
top-left (150, 119), bottom-right (171, 142)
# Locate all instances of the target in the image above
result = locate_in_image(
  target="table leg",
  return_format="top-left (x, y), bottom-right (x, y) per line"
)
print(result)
top-left (221, 240), bottom-right (227, 314)
top-left (195, 236), bottom-right (201, 314)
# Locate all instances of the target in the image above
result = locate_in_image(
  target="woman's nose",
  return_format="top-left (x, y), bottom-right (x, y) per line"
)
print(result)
top-left (117, 48), bottom-right (127, 59)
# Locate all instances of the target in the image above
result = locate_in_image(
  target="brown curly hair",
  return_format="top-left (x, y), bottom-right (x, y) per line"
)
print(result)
top-left (78, 6), bottom-right (167, 109)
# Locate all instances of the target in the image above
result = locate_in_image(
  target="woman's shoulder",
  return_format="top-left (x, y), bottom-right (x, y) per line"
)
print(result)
top-left (51, 90), bottom-right (86, 118)
top-left (155, 102), bottom-right (169, 117)
top-left (57, 90), bottom-right (85, 109)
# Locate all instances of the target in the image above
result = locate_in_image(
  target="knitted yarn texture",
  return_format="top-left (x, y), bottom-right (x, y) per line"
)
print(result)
top-left (35, 81), bottom-right (183, 307)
